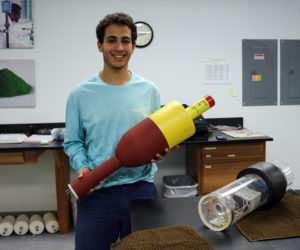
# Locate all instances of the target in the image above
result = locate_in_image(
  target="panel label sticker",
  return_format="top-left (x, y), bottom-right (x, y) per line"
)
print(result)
top-left (254, 54), bottom-right (265, 60)
top-left (252, 75), bottom-right (262, 81)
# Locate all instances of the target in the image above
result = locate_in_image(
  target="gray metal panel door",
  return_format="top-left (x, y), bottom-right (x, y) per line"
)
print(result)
top-left (280, 40), bottom-right (300, 105)
top-left (242, 39), bottom-right (277, 106)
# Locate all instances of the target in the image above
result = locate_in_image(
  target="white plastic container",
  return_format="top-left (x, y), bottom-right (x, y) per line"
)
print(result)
top-left (43, 213), bottom-right (59, 233)
top-left (14, 214), bottom-right (29, 235)
top-left (29, 214), bottom-right (45, 235)
top-left (0, 215), bottom-right (15, 236)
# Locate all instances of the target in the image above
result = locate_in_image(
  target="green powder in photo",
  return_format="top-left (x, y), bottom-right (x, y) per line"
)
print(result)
top-left (0, 68), bottom-right (34, 98)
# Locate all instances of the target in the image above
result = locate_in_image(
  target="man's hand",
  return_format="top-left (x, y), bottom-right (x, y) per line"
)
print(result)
top-left (77, 167), bottom-right (104, 196)
top-left (151, 145), bottom-right (180, 163)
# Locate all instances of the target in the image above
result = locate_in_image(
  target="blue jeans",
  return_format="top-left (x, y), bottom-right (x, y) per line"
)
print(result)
top-left (75, 181), bottom-right (157, 250)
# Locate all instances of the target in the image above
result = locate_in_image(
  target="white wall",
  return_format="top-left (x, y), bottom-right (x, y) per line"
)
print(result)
top-left (1, 0), bottom-right (300, 212)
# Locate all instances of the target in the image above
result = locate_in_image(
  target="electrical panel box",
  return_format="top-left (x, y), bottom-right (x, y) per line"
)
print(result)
top-left (280, 40), bottom-right (300, 105)
top-left (242, 39), bottom-right (277, 106)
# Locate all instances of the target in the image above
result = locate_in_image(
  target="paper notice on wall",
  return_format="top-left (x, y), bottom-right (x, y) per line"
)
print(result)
top-left (204, 62), bottom-right (231, 84)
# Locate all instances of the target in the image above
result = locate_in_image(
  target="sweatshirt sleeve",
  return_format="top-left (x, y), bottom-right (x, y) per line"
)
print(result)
top-left (63, 89), bottom-right (91, 172)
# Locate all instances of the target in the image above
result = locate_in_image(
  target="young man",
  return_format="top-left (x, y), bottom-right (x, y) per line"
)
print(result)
top-left (63, 13), bottom-right (166, 250)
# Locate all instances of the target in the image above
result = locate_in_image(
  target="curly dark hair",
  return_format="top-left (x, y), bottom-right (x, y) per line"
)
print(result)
top-left (96, 13), bottom-right (137, 44)
top-left (11, 3), bottom-right (22, 13)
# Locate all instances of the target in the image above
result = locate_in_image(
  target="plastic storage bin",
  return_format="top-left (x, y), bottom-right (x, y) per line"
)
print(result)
top-left (163, 175), bottom-right (198, 198)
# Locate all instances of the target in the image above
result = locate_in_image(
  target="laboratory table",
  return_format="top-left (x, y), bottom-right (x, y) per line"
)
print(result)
top-left (0, 141), bottom-right (70, 234)
top-left (182, 117), bottom-right (273, 194)
top-left (0, 123), bottom-right (70, 234)
top-left (131, 192), bottom-right (300, 250)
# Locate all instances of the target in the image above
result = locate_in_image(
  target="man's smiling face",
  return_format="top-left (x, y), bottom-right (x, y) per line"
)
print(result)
top-left (98, 24), bottom-right (136, 71)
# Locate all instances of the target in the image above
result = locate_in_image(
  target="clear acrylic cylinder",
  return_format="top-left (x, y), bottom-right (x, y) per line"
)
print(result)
top-left (198, 161), bottom-right (294, 231)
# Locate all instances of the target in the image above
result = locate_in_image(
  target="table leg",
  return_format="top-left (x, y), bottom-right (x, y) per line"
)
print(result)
top-left (52, 149), bottom-right (70, 234)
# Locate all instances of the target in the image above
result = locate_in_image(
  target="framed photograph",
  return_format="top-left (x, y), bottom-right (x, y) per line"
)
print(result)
top-left (0, 59), bottom-right (36, 107)
top-left (0, 0), bottom-right (33, 49)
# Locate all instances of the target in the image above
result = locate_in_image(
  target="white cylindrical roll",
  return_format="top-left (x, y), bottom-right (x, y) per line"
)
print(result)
top-left (43, 212), bottom-right (59, 233)
top-left (29, 214), bottom-right (44, 235)
top-left (14, 214), bottom-right (29, 235)
top-left (0, 215), bottom-right (15, 236)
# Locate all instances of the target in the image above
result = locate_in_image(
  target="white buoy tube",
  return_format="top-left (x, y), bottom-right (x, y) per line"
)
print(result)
top-left (0, 215), bottom-right (15, 236)
top-left (29, 215), bottom-right (45, 235)
top-left (43, 212), bottom-right (59, 233)
top-left (14, 214), bottom-right (29, 235)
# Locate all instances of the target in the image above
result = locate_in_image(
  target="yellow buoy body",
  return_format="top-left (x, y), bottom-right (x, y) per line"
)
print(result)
top-left (149, 96), bottom-right (214, 148)
top-left (149, 101), bottom-right (195, 148)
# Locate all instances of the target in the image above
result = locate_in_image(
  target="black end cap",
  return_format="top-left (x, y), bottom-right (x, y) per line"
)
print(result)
top-left (237, 162), bottom-right (287, 209)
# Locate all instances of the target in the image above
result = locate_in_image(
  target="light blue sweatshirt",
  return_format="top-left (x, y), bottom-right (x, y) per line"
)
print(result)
top-left (63, 72), bottom-right (161, 189)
